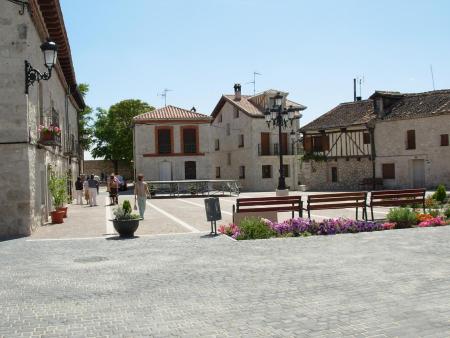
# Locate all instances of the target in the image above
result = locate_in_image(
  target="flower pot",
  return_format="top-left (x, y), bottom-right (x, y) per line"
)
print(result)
top-left (51, 210), bottom-right (65, 224)
top-left (113, 219), bottom-right (140, 238)
top-left (57, 207), bottom-right (68, 218)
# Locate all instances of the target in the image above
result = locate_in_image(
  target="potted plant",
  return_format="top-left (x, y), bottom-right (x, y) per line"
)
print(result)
top-left (38, 124), bottom-right (61, 146)
top-left (48, 169), bottom-right (68, 223)
top-left (112, 200), bottom-right (141, 237)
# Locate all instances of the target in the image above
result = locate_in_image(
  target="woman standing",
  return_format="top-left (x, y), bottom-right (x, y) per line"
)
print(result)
top-left (109, 174), bottom-right (119, 205)
top-left (134, 174), bottom-right (150, 219)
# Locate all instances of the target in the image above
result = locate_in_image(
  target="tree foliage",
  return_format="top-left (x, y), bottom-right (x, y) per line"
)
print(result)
top-left (77, 83), bottom-right (93, 150)
top-left (91, 99), bottom-right (153, 163)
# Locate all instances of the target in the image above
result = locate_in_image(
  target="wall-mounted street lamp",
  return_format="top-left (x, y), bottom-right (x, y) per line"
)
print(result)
top-left (263, 92), bottom-right (300, 192)
top-left (25, 40), bottom-right (58, 94)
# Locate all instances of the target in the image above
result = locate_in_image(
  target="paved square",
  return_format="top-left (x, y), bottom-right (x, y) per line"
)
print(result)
top-left (1, 222), bottom-right (450, 337)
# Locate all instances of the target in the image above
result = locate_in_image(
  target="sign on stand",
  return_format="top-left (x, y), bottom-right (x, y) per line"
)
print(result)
top-left (204, 197), bottom-right (221, 235)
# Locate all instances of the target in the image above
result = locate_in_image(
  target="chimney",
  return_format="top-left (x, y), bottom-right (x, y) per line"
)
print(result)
top-left (234, 83), bottom-right (241, 101)
top-left (353, 78), bottom-right (357, 102)
top-left (356, 96), bottom-right (362, 101)
top-left (190, 106), bottom-right (196, 112)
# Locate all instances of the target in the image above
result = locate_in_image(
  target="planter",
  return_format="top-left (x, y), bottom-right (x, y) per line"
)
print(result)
top-left (113, 219), bottom-right (140, 237)
top-left (51, 210), bottom-right (64, 224)
top-left (57, 206), bottom-right (68, 218)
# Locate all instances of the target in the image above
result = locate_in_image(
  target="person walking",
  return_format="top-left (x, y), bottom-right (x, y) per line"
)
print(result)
top-left (75, 177), bottom-right (83, 205)
top-left (134, 174), bottom-right (150, 219)
top-left (87, 174), bottom-right (99, 207)
top-left (83, 175), bottom-right (90, 205)
top-left (109, 174), bottom-right (119, 205)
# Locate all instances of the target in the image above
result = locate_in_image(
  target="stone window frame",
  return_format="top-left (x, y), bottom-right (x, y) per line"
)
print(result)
top-left (440, 134), bottom-right (449, 146)
top-left (239, 166), bottom-right (245, 179)
top-left (238, 134), bottom-right (244, 148)
top-left (406, 130), bottom-right (416, 150)
top-left (215, 167), bottom-right (221, 178)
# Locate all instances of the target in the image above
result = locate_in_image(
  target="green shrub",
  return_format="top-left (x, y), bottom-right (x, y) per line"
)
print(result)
top-left (433, 184), bottom-right (447, 203)
top-left (238, 217), bottom-right (275, 240)
top-left (48, 168), bottom-right (67, 209)
top-left (387, 207), bottom-right (418, 229)
top-left (444, 207), bottom-right (450, 219)
top-left (122, 200), bottom-right (132, 215)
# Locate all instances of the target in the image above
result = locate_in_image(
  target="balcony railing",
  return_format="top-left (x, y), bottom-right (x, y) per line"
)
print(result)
top-left (258, 143), bottom-right (290, 156)
top-left (183, 143), bottom-right (197, 154)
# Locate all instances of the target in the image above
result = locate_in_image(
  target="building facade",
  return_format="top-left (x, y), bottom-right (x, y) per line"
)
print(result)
top-left (209, 85), bottom-right (306, 191)
top-left (0, 0), bottom-right (84, 237)
top-left (299, 90), bottom-right (450, 191)
top-left (133, 105), bottom-right (212, 181)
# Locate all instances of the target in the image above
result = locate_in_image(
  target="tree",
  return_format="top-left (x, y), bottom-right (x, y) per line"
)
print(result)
top-left (91, 99), bottom-right (153, 173)
top-left (77, 83), bottom-right (93, 150)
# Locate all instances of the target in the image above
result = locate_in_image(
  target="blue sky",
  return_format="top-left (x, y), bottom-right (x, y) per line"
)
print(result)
top-left (60, 0), bottom-right (450, 158)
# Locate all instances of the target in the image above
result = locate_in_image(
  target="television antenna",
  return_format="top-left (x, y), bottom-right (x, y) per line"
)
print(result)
top-left (158, 88), bottom-right (172, 106)
top-left (430, 65), bottom-right (436, 90)
top-left (245, 71), bottom-right (261, 95)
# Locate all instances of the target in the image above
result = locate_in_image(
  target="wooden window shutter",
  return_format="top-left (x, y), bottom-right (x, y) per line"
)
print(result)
top-left (440, 134), bottom-right (449, 146)
top-left (321, 134), bottom-right (330, 151)
top-left (406, 130), bottom-right (416, 149)
top-left (303, 136), bottom-right (312, 152)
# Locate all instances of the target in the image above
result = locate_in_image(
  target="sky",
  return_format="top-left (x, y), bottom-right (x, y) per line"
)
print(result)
top-left (60, 0), bottom-right (450, 160)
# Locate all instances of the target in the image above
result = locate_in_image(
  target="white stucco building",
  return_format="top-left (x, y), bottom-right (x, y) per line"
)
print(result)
top-left (209, 84), bottom-right (306, 191)
top-left (0, 0), bottom-right (84, 237)
top-left (133, 105), bottom-right (212, 181)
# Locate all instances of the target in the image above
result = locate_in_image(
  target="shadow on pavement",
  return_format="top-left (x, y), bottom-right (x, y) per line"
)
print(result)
top-left (105, 235), bottom-right (139, 241)
top-left (0, 235), bottom-right (27, 242)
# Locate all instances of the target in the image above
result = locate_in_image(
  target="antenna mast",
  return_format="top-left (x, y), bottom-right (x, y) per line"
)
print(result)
top-left (158, 88), bottom-right (172, 107)
top-left (430, 65), bottom-right (435, 90)
top-left (250, 72), bottom-right (261, 95)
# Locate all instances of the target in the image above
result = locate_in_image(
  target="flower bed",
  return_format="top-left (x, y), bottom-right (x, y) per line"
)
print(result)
top-left (219, 215), bottom-right (450, 241)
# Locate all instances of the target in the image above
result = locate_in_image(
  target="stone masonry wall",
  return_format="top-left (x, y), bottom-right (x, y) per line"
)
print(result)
top-left (84, 160), bottom-right (133, 181)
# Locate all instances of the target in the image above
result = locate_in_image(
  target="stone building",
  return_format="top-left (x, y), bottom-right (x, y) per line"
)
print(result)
top-left (83, 160), bottom-right (133, 181)
top-left (133, 105), bottom-right (212, 181)
top-left (299, 89), bottom-right (450, 191)
top-left (0, 0), bottom-right (84, 237)
top-left (210, 84), bottom-right (306, 191)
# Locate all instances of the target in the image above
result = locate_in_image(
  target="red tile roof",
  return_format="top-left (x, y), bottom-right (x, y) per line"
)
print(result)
top-left (134, 105), bottom-right (212, 122)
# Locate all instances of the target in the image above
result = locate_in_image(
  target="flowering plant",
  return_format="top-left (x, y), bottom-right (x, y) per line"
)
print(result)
top-left (381, 222), bottom-right (396, 230)
top-left (418, 216), bottom-right (446, 227)
top-left (38, 124), bottom-right (61, 136)
top-left (416, 213), bottom-right (434, 222)
top-left (218, 223), bottom-right (241, 239)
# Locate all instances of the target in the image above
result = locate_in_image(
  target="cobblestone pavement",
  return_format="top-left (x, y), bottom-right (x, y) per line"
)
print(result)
top-left (2, 225), bottom-right (450, 337)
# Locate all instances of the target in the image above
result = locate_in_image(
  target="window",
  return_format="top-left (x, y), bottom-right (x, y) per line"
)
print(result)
top-left (239, 166), bottom-right (245, 179)
top-left (331, 167), bottom-right (338, 182)
top-left (312, 136), bottom-right (323, 152)
top-left (157, 129), bottom-right (172, 154)
top-left (382, 163), bottom-right (395, 179)
top-left (238, 134), bottom-right (244, 148)
top-left (218, 114), bottom-right (222, 123)
top-left (226, 123), bottom-right (230, 136)
top-left (363, 132), bottom-right (370, 144)
top-left (406, 130), bottom-right (416, 150)
top-left (227, 153), bottom-right (231, 165)
top-left (283, 164), bottom-right (289, 178)
top-left (262, 165), bottom-right (272, 178)
top-left (214, 139), bottom-right (220, 151)
top-left (215, 167), bottom-right (221, 178)
top-left (184, 161), bottom-right (196, 179)
top-left (260, 132), bottom-right (270, 155)
top-left (441, 134), bottom-right (449, 146)
top-left (234, 107), bottom-right (239, 118)
top-left (182, 128), bottom-right (197, 153)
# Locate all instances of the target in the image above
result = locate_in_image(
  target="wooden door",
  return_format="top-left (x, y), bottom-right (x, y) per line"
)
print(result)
top-left (281, 133), bottom-right (288, 155)
top-left (261, 132), bottom-right (270, 155)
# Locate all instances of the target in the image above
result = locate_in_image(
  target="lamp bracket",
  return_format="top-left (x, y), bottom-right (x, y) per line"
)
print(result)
top-left (25, 60), bottom-right (52, 94)
top-left (6, 0), bottom-right (29, 15)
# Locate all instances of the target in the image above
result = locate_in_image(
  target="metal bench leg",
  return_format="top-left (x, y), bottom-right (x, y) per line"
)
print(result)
top-left (308, 209), bottom-right (310, 219)
top-left (371, 206), bottom-right (374, 221)
top-left (356, 207), bottom-right (359, 220)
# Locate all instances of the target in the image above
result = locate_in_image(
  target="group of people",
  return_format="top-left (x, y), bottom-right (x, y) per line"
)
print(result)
top-left (74, 173), bottom-right (150, 219)
top-left (74, 174), bottom-right (99, 207)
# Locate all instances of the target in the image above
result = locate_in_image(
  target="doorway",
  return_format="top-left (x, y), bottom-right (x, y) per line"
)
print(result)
top-left (412, 159), bottom-right (425, 188)
top-left (185, 161), bottom-right (196, 180)
top-left (159, 161), bottom-right (172, 181)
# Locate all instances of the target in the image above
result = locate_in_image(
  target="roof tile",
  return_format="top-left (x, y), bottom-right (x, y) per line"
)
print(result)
top-left (134, 105), bottom-right (211, 122)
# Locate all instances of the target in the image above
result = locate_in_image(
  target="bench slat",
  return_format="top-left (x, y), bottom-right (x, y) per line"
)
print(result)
top-left (309, 202), bottom-right (366, 210)
top-left (371, 193), bottom-right (424, 200)
top-left (308, 196), bottom-right (367, 203)
top-left (371, 188), bottom-right (425, 196)
top-left (239, 206), bottom-right (301, 213)
top-left (237, 196), bottom-right (302, 203)
top-left (308, 192), bottom-right (367, 198)
top-left (238, 200), bottom-right (300, 207)
top-left (371, 199), bottom-right (424, 207)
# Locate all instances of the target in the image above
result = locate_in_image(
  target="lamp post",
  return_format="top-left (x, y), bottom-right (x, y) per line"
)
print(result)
top-left (25, 40), bottom-right (58, 94)
top-left (264, 92), bottom-right (300, 193)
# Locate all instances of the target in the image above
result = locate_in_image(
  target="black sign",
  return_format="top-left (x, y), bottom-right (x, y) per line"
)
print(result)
top-left (204, 197), bottom-right (222, 221)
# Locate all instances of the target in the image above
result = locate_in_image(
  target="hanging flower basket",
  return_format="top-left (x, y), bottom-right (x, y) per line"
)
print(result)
top-left (38, 125), bottom-right (61, 146)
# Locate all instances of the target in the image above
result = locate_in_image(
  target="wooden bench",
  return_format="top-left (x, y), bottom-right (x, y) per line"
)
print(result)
top-left (304, 192), bottom-right (368, 220)
top-left (368, 188), bottom-right (426, 221)
top-left (359, 178), bottom-right (384, 191)
top-left (232, 196), bottom-right (303, 224)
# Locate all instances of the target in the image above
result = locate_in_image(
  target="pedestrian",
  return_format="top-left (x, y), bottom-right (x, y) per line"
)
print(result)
top-left (83, 175), bottom-right (89, 205)
top-left (134, 173), bottom-right (150, 219)
top-left (109, 174), bottom-right (119, 205)
top-left (75, 176), bottom-right (83, 205)
top-left (87, 174), bottom-right (99, 206)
